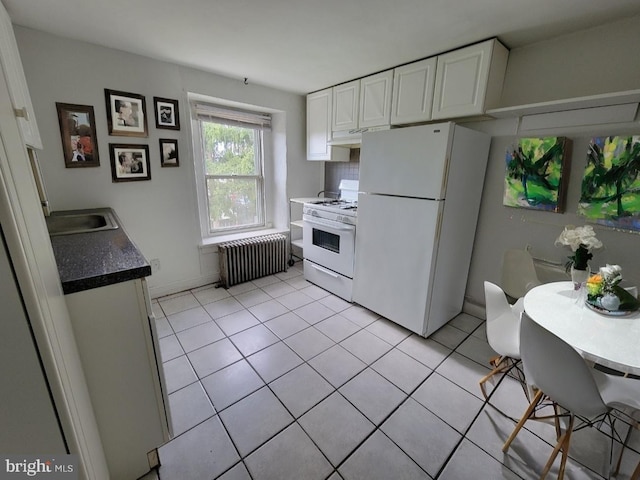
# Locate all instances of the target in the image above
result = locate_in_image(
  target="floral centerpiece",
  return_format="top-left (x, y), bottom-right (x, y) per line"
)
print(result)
top-left (586, 264), bottom-right (640, 311)
top-left (555, 225), bottom-right (602, 270)
top-left (555, 225), bottom-right (603, 288)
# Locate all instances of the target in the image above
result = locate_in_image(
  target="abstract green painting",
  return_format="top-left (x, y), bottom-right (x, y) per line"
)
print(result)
top-left (503, 137), bottom-right (569, 212)
top-left (578, 136), bottom-right (640, 231)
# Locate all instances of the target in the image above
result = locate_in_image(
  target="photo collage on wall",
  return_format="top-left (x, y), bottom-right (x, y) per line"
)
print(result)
top-left (56, 90), bottom-right (181, 182)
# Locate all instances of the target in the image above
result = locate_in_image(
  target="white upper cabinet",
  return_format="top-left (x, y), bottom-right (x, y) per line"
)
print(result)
top-left (306, 88), bottom-right (350, 161)
top-left (332, 80), bottom-right (360, 132)
top-left (0, 2), bottom-right (42, 149)
top-left (391, 58), bottom-right (437, 125)
top-left (307, 88), bottom-right (332, 159)
top-left (359, 69), bottom-right (393, 128)
top-left (431, 38), bottom-right (508, 120)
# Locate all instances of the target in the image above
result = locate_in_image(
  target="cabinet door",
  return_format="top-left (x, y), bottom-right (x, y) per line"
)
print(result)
top-left (431, 39), bottom-right (500, 120)
top-left (307, 88), bottom-right (332, 160)
top-left (307, 88), bottom-right (350, 162)
top-left (391, 58), bottom-right (436, 125)
top-left (359, 70), bottom-right (393, 128)
top-left (0, 2), bottom-right (42, 149)
top-left (332, 80), bottom-right (359, 131)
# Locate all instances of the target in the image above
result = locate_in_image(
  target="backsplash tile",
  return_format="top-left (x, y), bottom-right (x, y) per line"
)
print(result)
top-left (324, 149), bottom-right (360, 197)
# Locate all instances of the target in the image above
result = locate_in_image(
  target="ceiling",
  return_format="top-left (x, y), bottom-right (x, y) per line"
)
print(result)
top-left (5, 0), bottom-right (640, 95)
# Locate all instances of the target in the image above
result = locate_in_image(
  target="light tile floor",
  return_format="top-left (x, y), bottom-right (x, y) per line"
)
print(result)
top-left (141, 263), bottom-right (640, 480)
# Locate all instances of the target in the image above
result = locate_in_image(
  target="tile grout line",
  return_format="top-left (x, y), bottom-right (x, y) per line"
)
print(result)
top-left (156, 271), bottom-right (513, 480)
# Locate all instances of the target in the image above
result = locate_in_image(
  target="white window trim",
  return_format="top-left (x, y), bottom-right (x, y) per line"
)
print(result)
top-left (190, 97), bottom-right (276, 243)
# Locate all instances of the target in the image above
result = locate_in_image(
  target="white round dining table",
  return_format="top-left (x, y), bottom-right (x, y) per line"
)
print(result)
top-left (524, 281), bottom-right (640, 376)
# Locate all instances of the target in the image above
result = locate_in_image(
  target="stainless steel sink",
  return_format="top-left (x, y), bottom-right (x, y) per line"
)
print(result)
top-left (46, 211), bottom-right (119, 236)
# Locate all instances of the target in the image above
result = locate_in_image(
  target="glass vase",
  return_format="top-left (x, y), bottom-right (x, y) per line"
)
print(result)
top-left (571, 265), bottom-right (590, 291)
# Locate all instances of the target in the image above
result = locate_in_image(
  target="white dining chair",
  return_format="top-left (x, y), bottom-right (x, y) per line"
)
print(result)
top-left (479, 281), bottom-right (526, 400)
top-left (501, 249), bottom-right (541, 302)
top-left (503, 312), bottom-right (640, 479)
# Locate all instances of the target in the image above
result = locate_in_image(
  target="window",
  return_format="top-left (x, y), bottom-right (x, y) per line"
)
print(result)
top-left (193, 103), bottom-right (270, 235)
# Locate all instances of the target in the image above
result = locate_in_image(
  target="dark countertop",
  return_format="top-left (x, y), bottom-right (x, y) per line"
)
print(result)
top-left (49, 208), bottom-right (151, 295)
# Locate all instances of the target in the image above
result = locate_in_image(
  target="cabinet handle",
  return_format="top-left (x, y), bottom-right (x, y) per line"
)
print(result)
top-left (14, 107), bottom-right (29, 120)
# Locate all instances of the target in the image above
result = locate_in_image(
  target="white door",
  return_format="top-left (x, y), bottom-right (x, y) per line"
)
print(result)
top-left (0, 231), bottom-right (66, 452)
top-left (306, 89), bottom-right (332, 160)
top-left (391, 58), bottom-right (437, 125)
top-left (332, 80), bottom-right (360, 132)
top-left (431, 39), bottom-right (494, 120)
top-left (359, 70), bottom-right (393, 128)
top-left (360, 123), bottom-right (452, 199)
top-left (353, 194), bottom-right (442, 336)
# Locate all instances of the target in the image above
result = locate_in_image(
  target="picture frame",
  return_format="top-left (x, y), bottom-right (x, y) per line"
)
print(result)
top-left (105, 89), bottom-right (148, 137)
top-left (503, 137), bottom-right (570, 213)
top-left (154, 97), bottom-right (180, 130)
top-left (578, 135), bottom-right (640, 231)
top-left (55, 103), bottom-right (100, 168)
top-left (109, 144), bottom-right (151, 182)
top-left (159, 138), bottom-right (179, 167)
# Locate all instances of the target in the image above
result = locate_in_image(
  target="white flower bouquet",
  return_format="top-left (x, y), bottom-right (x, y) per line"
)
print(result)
top-left (555, 225), bottom-right (603, 271)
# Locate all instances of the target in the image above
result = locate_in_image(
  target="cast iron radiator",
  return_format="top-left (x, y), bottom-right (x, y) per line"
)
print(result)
top-left (217, 233), bottom-right (287, 288)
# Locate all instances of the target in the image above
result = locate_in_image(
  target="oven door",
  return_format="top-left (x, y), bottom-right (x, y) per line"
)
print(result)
top-left (303, 215), bottom-right (355, 278)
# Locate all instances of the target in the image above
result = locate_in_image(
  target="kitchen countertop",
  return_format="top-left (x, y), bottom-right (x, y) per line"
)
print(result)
top-left (48, 208), bottom-right (151, 295)
top-left (290, 197), bottom-right (333, 204)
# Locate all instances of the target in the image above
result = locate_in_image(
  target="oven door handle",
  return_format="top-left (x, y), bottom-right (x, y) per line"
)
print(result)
top-left (308, 263), bottom-right (340, 278)
top-left (303, 216), bottom-right (355, 232)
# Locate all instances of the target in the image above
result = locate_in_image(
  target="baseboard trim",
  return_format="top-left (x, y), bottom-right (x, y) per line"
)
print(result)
top-left (148, 274), bottom-right (217, 299)
top-left (463, 297), bottom-right (486, 320)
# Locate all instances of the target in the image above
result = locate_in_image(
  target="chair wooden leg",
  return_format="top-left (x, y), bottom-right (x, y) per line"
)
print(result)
top-left (558, 417), bottom-right (574, 480)
top-left (541, 415), bottom-right (574, 480)
top-left (615, 419), bottom-right (639, 476)
top-left (479, 356), bottom-right (508, 399)
top-left (503, 389), bottom-right (544, 452)
top-left (631, 459), bottom-right (640, 480)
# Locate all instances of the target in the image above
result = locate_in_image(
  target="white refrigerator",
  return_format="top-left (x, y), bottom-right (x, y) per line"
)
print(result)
top-left (353, 122), bottom-right (490, 337)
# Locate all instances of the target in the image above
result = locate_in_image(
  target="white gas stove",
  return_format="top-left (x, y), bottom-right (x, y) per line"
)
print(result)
top-left (302, 180), bottom-right (358, 225)
top-left (302, 200), bottom-right (357, 225)
top-left (303, 180), bottom-right (358, 301)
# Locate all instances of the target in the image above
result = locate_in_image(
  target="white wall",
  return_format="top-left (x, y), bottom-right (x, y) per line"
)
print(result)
top-left (464, 15), bottom-right (640, 309)
top-left (501, 15), bottom-right (640, 106)
top-left (15, 16), bottom-right (640, 306)
top-left (14, 27), bottom-right (323, 297)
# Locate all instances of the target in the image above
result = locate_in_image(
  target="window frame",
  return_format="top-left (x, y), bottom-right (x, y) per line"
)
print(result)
top-left (191, 101), bottom-right (271, 240)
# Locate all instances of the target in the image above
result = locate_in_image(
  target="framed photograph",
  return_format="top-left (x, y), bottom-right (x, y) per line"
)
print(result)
top-left (154, 97), bottom-right (180, 130)
top-left (56, 103), bottom-right (100, 168)
top-left (159, 138), bottom-right (179, 167)
top-left (109, 144), bottom-right (151, 182)
top-left (105, 89), bottom-right (148, 137)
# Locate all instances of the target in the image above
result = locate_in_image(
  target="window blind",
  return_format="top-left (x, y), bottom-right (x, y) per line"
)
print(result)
top-left (194, 103), bottom-right (271, 130)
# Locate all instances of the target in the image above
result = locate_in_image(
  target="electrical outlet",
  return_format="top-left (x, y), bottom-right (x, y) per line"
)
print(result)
top-left (150, 258), bottom-right (161, 273)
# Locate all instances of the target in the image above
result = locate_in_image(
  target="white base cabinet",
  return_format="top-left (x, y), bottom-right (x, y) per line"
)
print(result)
top-left (65, 278), bottom-right (169, 480)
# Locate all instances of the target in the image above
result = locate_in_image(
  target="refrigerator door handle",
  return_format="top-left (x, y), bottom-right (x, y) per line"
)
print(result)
top-left (440, 156), bottom-right (451, 197)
